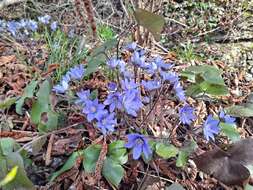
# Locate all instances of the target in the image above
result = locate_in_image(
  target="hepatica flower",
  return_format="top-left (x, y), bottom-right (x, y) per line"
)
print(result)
top-left (154, 56), bottom-right (173, 70)
top-left (82, 99), bottom-right (107, 122)
top-left (121, 78), bottom-right (138, 91)
top-left (219, 110), bottom-right (236, 125)
top-left (125, 42), bottom-right (137, 51)
top-left (104, 92), bottom-right (123, 112)
top-left (179, 104), bottom-right (196, 125)
top-left (96, 112), bottom-right (117, 135)
top-left (108, 82), bottom-right (117, 92)
top-left (131, 51), bottom-right (146, 67)
top-left (125, 133), bottom-right (152, 160)
top-left (50, 21), bottom-right (58, 31)
top-left (68, 64), bottom-right (85, 80)
top-left (38, 15), bottom-right (51, 24)
top-left (26, 20), bottom-right (38, 31)
top-left (7, 21), bottom-right (21, 36)
top-left (75, 89), bottom-right (91, 105)
top-left (173, 81), bottom-right (186, 102)
top-left (203, 115), bottom-right (220, 141)
top-left (52, 74), bottom-right (71, 94)
top-left (141, 80), bottom-right (161, 91)
top-left (122, 89), bottom-right (143, 117)
top-left (107, 57), bottom-right (119, 69)
top-left (160, 71), bottom-right (179, 84)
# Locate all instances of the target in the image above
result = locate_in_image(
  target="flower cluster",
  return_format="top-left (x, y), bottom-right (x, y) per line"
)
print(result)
top-left (0, 15), bottom-right (59, 38)
top-left (203, 110), bottom-right (236, 141)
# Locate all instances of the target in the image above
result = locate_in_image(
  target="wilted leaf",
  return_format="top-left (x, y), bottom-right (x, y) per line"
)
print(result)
top-left (102, 157), bottom-right (124, 188)
top-left (193, 138), bottom-right (253, 186)
top-left (0, 98), bottom-right (17, 110)
top-left (16, 80), bottom-right (37, 115)
top-left (155, 143), bottom-right (178, 159)
top-left (133, 8), bottom-right (165, 41)
top-left (166, 182), bottom-right (185, 190)
top-left (50, 151), bottom-right (83, 182)
top-left (83, 144), bottom-right (102, 173)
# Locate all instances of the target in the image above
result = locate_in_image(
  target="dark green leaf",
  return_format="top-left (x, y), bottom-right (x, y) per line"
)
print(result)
top-left (83, 144), bottom-right (102, 173)
top-left (133, 8), bottom-right (165, 41)
top-left (220, 122), bottom-right (240, 142)
top-left (0, 98), bottom-right (17, 110)
top-left (16, 80), bottom-right (37, 115)
top-left (186, 84), bottom-right (203, 97)
top-left (50, 151), bottom-right (83, 182)
top-left (155, 143), bottom-right (178, 159)
top-left (102, 157), bottom-right (124, 188)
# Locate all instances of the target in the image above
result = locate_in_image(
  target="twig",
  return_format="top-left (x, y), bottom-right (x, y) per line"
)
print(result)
top-left (45, 134), bottom-right (55, 166)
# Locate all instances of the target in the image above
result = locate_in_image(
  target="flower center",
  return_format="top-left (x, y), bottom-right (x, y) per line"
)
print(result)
top-left (136, 138), bottom-right (143, 145)
top-left (91, 106), bottom-right (96, 113)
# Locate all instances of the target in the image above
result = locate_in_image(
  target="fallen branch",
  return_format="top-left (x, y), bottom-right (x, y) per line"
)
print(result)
top-left (0, 0), bottom-right (26, 10)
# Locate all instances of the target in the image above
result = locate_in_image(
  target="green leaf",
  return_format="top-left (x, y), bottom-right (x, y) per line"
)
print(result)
top-left (31, 80), bottom-right (51, 124)
top-left (0, 138), bottom-right (19, 156)
top-left (133, 8), bottom-right (165, 41)
top-left (90, 38), bottom-right (117, 57)
top-left (82, 144), bottom-right (102, 173)
top-left (0, 98), bottom-right (17, 110)
top-left (166, 182), bottom-right (185, 190)
top-left (50, 151), bottom-right (83, 182)
top-left (176, 140), bottom-right (197, 167)
top-left (183, 65), bottom-right (222, 76)
top-left (16, 80), bottom-right (37, 115)
top-left (102, 157), bottom-right (124, 188)
top-left (108, 140), bottom-right (128, 165)
top-left (155, 143), bottom-right (178, 159)
top-left (199, 82), bottom-right (228, 96)
top-left (0, 166), bottom-right (18, 187)
top-left (1, 152), bottom-right (35, 190)
top-left (186, 84), bottom-right (203, 97)
top-left (225, 105), bottom-right (253, 117)
top-left (245, 184), bottom-right (253, 190)
top-left (220, 122), bottom-right (240, 142)
top-left (32, 136), bottom-right (47, 155)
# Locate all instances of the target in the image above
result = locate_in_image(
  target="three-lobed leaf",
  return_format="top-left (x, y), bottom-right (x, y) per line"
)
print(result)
top-left (155, 143), bottom-right (178, 159)
top-left (82, 144), bottom-right (102, 173)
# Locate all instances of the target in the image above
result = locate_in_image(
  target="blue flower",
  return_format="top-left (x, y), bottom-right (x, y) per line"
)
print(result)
top-left (141, 80), bottom-right (161, 91)
top-left (131, 51), bottom-right (146, 67)
top-left (96, 112), bottom-right (117, 135)
top-left (173, 81), bottom-right (186, 102)
top-left (121, 78), bottom-right (138, 91)
top-left (38, 15), bottom-right (51, 24)
top-left (26, 20), bottom-right (38, 31)
top-left (68, 64), bottom-right (85, 80)
top-left (160, 71), bottom-right (179, 83)
top-left (154, 56), bottom-right (173, 70)
top-left (144, 62), bottom-right (158, 74)
top-left (108, 82), bottom-right (117, 92)
top-left (68, 29), bottom-right (75, 38)
top-left (125, 42), bottom-right (137, 51)
top-left (125, 133), bottom-right (152, 160)
top-left (52, 74), bottom-right (71, 94)
top-left (75, 89), bottom-right (91, 105)
top-left (107, 57), bottom-right (120, 69)
top-left (122, 89), bottom-right (143, 117)
top-left (179, 104), bottom-right (196, 125)
top-left (219, 110), bottom-right (236, 125)
top-left (7, 21), bottom-right (21, 36)
top-left (82, 99), bottom-right (107, 122)
top-left (104, 92), bottom-right (123, 112)
top-left (50, 21), bottom-right (58, 31)
top-left (203, 115), bottom-right (220, 141)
